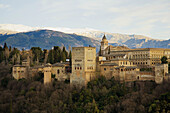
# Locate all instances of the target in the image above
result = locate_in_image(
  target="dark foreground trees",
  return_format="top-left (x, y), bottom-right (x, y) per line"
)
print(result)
top-left (0, 64), bottom-right (170, 113)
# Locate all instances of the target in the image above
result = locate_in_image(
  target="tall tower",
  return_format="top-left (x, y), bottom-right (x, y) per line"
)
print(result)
top-left (101, 34), bottom-right (108, 55)
top-left (70, 47), bottom-right (96, 86)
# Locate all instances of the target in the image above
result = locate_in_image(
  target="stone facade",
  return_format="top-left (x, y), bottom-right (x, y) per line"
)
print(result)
top-left (13, 60), bottom-right (71, 84)
top-left (12, 35), bottom-right (170, 85)
top-left (43, 64), bottom-right (52, 84)
top-left (70, 47), bottom-right (96, 86)
top-left (154, 64), bottom-right (168, 84)
top-left (98, 35), bottom-right (169, 83)
top-left (52, 62), bottom-right (70, 81)
top-left (12, 65), bottom-right (28, 80)
top-left (100, 35), bottom-right (170, 67)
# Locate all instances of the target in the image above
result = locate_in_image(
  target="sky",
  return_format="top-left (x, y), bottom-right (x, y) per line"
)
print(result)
top-left (0, 0), bottom-right (170, 40)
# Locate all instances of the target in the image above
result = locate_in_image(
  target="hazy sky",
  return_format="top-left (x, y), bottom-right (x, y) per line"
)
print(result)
top-left (0, 0), bottom-right (170, 39)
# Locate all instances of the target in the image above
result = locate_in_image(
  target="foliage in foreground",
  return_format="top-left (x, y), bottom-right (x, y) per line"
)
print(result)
top-left (0, 64), bottom-right (170, 113)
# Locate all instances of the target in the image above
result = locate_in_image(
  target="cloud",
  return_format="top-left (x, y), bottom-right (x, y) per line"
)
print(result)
top-left (0, 4), bottom-right (10, 8)
top-left (107, 0), bottom-right (170, 39)
top-left (1, 0), bottom-right (169, 39)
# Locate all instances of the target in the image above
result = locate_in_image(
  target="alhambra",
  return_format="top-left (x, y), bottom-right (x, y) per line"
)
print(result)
top-left (12, 35), bottom-right (170, 86)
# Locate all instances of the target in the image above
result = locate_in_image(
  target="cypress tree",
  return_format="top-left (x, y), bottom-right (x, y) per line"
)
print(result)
top-left (69, 51), bottom-right (72, 67)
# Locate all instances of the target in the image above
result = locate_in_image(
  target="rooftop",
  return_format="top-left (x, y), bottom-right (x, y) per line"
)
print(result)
top-left (115, 66), bottom-right (138, 69)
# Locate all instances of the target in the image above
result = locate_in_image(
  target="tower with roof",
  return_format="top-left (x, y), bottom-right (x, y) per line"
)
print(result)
top-left (100, 34), bottom-right (108, 55)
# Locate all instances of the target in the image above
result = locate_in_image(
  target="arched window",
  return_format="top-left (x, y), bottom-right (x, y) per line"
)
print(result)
top-left (57, 69), bottom-right (60, 74)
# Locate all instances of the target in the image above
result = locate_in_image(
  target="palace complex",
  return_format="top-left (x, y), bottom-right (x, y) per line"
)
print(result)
top-left (12, 35), bottom-right (170, 85)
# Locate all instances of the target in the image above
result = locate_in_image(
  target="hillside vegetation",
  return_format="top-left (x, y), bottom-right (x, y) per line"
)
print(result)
top-left (0, 30), bottom-right (100, 51)
top-left (0, 63), bottom-right (170, 113)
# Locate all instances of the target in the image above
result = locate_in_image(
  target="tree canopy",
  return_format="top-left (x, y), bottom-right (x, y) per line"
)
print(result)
top-left (161, 56), bottom-right (168, 64)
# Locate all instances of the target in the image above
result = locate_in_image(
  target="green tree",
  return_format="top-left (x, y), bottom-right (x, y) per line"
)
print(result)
top-left (61, 52), bottom-right (66, 62)
top-left (161, 56), bottom-right (168, 64)
top-left (0, 47), bottom-right (4, 63)
top-left (48, 49), bottom-right (54, 64)
top-left (42, 49), bottom-right (48, 64)
top-left (69, 51), bottom-right (72, 67)
top-left (99, 46), bottom-right (102, 56)
top-left (62, 46), bottom-right (68, 58)
top-left (54, 46), bottom-right (61, 62)
top-left (31, 47), bottom-right (43, 64)
top-left (148, 92), bottom-right (170, 113)
top-left (3, 42), bottom-right (7, 49)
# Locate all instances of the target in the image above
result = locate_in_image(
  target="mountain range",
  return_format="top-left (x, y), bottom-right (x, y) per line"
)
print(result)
top-left (0, 29), bottom-right (100, 51)
top-left (0, 24), bottom-right (169, 50)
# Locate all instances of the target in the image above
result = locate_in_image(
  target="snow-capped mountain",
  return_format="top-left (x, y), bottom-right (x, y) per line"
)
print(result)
top-left (0, 24), bottom-right (98, 34)
top-left (0, 24), bottom-right (169, 49)
top-left (0, 24), bottom-right (154, 42)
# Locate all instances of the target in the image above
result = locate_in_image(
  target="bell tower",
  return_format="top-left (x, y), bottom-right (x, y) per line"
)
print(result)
top-left (101, 34), bottom-right (108, 55)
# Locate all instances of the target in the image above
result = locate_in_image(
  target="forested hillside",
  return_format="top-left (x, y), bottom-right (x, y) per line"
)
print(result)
top-left (0, 63), bottom-right (169, 113)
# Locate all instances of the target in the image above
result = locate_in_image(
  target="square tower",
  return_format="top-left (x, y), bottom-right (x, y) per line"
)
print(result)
top-left (70, 47), bottom-right (96, 86)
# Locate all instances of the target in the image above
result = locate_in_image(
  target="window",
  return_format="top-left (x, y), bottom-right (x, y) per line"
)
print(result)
top-left (87, 60), bottom-right (93, 62)
top-left (75, 60), bottom-right (82, 62)
top-left (57, 70), bottom-right (60, 74)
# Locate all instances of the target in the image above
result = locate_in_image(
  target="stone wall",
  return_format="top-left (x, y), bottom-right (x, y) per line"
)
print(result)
top-left (71, 47), bottom-right (96, 86)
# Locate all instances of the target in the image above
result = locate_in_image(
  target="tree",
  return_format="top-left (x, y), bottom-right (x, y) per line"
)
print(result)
top-left (69, 51), bottom-right (72, 67)
top-left (54, 46), bottom-right (61, 63)
top-left (61, 47), bottom-right (67, 62)
top-left (43, 49), bottom-right (48, 64)
top-left (61, 52), bottom-right (66, 62)
top-left (4, 44), bottom-right (9, 64)
top-left (31, 47), bottom-right (43, 64)
top-left (3, 42), bottom-right (7, 49)
top-left (161, 56), bottom-right (168, 64)
top-left (0, 47), bottom-right (4, 63)
top-left (48, 50), bottom-right (54, 64)
top-left (99, 46), bottom-right (102, 56)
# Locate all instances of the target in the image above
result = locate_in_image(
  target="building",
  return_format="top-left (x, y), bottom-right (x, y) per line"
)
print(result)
top-left (12, 35), bottom-right (170, 85)
top-left (70, 47), bottom-right (96, 86)
top-left (98, 35), bottom-right (169, 83)
top-left (51, 62), bottom-right (71, 81)
top-left (100, 35), bottom-right (170, 67)
top-left (12, 65), bottom-right (29, 80)
top-left (13, 59), bottom-right (71, 84)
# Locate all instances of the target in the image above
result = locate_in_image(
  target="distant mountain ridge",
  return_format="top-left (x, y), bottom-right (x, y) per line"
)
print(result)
top-left (0, 30), bottom-right (100, 51)
top-left (0, 24), bottom-right (169, 49)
